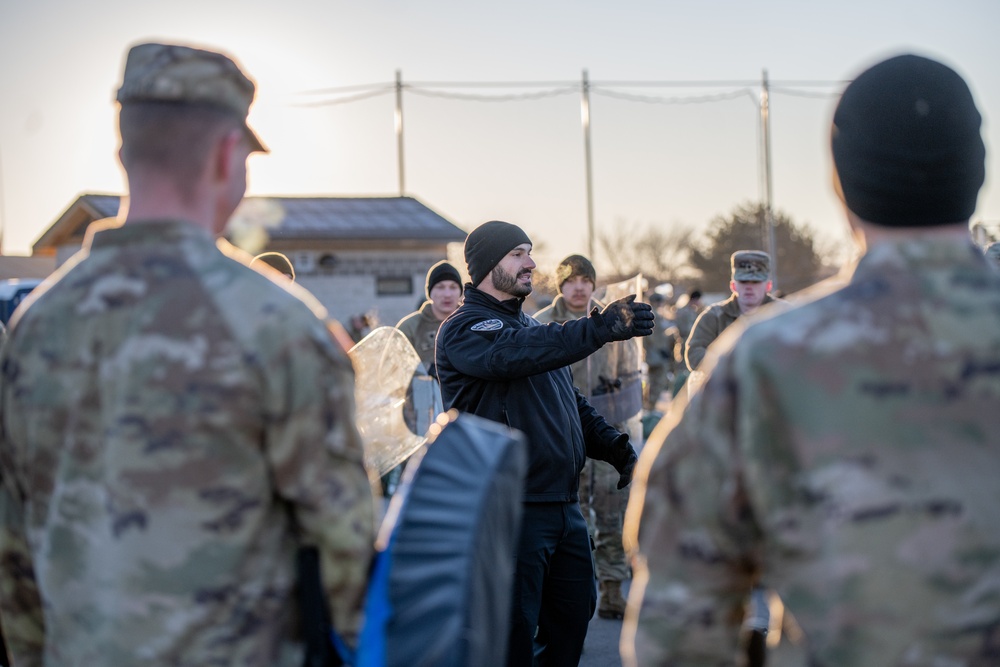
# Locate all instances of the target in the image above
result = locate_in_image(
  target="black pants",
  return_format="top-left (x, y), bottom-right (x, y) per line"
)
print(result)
top-left (507, 502), bottom-right (597, 667)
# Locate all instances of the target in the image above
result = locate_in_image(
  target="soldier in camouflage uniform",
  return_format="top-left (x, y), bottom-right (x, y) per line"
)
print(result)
top-left (669, 290), bottom-right (701, 396)
top-left (623, 54), bottom-right (1000, 667)
top-left (684, 252), bottom-right (780, 371)
top-left (535, 255), bottom-right (641, 620)
top-left (0, 42), bottom-right (375, 666)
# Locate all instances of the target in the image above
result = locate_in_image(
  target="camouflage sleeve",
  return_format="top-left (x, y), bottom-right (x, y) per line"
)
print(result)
top-left (261, 321), bottom-right (376, 645)
top-left (0, 427), bottom-right (45, 665)
top-left (624, 347), bottom-right (759, 667)
top-left (684, 308), bottom-right (720, 371)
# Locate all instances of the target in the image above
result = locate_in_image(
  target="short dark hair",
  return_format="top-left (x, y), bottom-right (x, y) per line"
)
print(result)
top-left (118, 101), bottom-right (242, 199)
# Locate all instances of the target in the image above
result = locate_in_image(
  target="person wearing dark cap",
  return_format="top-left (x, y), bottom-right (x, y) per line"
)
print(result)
top-left (624, 54), bottom-right (1000, 667)
top-left (0, 42), bottom-right (374, 665)
top-left (684, 250), bottom-right (781, 371)
top-left (535, 254), bottom-right (642, 621)
top-left (395, 259), bottom-right (463, 376)
top-left (436, 221), bottom-right (654, 667)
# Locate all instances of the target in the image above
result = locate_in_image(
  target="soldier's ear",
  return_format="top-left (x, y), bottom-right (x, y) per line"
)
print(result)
top-left (766, 280), bottom-right (773, 292)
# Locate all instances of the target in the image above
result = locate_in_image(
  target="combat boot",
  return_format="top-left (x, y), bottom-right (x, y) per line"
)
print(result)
top-left (598, 579), bottom-right (626, 619)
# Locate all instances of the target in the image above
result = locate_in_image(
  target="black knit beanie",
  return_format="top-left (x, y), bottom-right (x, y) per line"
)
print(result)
top-left (464, 220), bottom-right (532, 287)
top-left (425, 260), bottom-right (462, 298)
top-left (832, 54), bottom-right (985, 227)
top-left (556, 254), bottom-right (596, 288)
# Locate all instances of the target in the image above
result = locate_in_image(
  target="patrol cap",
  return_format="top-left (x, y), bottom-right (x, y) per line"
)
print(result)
top-left (731, 250), bottom-right (771, 281)
top-left (116, 42), bottom-right (268, 153)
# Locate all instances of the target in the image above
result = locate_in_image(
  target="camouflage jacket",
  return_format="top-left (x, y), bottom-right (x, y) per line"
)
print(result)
top-left (672, 302), bottom-right (701, 363)
top-left (0, 219), bottom-right (375, 667)
top-left (625, 237), bottom-right (1000, 667)
top-left (395, 301), bottom-right (441, 375)
top-left (534, 295), bottom-right (643, 426)
top-left (684, 292), bottom-right (779, 370)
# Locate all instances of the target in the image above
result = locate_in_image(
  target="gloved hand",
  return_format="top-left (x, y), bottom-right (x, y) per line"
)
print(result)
top-left (594, 295), bottom-right (655, 341)
top-left (607, 433), bottom-right (638, 489)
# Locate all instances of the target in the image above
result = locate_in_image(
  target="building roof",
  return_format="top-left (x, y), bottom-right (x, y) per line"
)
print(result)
top-left (265, 197), bottom-right (466, 242)
top-left (33, 194), bottom-right (467, 255)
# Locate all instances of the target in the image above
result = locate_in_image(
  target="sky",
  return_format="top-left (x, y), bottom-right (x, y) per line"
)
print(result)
top-left (2, 0), bottom-right (999, 275)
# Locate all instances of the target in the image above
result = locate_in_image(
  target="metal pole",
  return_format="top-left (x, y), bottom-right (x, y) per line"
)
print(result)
top-left (761, 69), bottom-right (778, 291)
top-left (395, 70), bottom-right (406, 196)
top-left (581, 70), bottom-right (595, 260)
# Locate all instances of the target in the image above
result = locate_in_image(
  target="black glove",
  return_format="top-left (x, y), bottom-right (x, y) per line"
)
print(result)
top-left (594, 295), bottom-right (655, 341)
top-left (607, 433), bottom-right (638, 490)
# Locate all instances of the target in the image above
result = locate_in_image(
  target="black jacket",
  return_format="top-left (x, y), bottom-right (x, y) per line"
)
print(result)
top-left (436, 285), bottom-right (623, 502)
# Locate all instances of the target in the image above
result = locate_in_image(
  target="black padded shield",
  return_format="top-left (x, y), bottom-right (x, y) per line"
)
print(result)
top-left (377, 412), bottom-right (526, 667)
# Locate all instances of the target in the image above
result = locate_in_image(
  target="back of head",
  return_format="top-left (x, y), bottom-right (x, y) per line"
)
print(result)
top-left (832, 54), bottom-right (985, 227)
top-left (116, 42), bottom-right (267, 197)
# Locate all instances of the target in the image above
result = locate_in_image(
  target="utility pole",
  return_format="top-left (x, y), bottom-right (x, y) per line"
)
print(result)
top-left (581, 69), bottom-right (595, 260)
top-left (761, 69), bottom-right (778, 291)
top-left (395, 70), bottom-right (406, 196)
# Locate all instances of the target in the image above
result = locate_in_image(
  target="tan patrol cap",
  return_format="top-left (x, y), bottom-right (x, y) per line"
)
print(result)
top-left (116, 42), bottom-right (267, 153)
top-left (731, 250), bottom-right (771, 281)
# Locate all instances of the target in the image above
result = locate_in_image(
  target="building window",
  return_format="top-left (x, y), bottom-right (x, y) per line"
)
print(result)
top-left (376, 276), bottom-right (413, 296)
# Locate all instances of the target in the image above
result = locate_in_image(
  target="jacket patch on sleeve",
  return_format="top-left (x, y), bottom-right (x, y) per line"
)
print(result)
top-left (470, 318), bottom-right (504, 332)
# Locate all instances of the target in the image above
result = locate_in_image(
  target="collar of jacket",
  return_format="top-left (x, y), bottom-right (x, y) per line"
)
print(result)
top-left (548, 294), bottom-right (600, 322)
top-left (417, 300), bottom-right (437, 322)
top-left (462, 284), bottom-right (524, 315)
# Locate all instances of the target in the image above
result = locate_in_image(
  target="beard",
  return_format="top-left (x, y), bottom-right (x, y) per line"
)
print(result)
top-left (491, 264), bottom-right (533, 297)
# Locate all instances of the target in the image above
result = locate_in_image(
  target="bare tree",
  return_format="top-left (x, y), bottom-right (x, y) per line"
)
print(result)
top-left (598, 219), bottom-right (698, 287)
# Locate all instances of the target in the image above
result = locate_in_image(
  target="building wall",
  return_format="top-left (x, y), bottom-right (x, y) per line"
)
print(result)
top-left (294, 249), bottom-right (447, 327)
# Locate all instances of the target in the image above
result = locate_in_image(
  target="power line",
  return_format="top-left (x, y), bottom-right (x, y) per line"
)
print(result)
top-left (591, 87), bottom-right (758, 106)
top-left (770, 86), bottom-right (842, 99)
top-left (406, 86), bottom-right (578, 102)
top-left (292, 76), bottom-right (845, 108)
top-left (290, 87), bottom-right (394, 107)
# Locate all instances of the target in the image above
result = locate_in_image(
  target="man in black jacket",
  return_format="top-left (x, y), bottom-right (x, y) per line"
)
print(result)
top-left (436, 220), bottom-right (654, 667)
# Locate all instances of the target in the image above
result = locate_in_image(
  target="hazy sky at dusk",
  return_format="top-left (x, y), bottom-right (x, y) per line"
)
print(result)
top-left (1, 0), bottom-right (998, 273)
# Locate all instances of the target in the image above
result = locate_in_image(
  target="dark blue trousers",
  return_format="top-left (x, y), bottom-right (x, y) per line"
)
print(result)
top-left (506, 502), bottom-right (597, 667)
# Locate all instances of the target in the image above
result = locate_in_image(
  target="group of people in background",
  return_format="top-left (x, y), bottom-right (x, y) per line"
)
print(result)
top-left (0, 37), bottom-right (997, 667)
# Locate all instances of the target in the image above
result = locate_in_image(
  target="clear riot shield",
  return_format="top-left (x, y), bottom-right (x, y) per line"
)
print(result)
top-left (591, 274), bottom-right (645, 445)
top-left (348, 326), bottom-right (442, 478)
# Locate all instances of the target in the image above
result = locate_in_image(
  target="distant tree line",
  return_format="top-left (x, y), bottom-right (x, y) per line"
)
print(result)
top-left (597, 201), bottom-right (842, 299)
